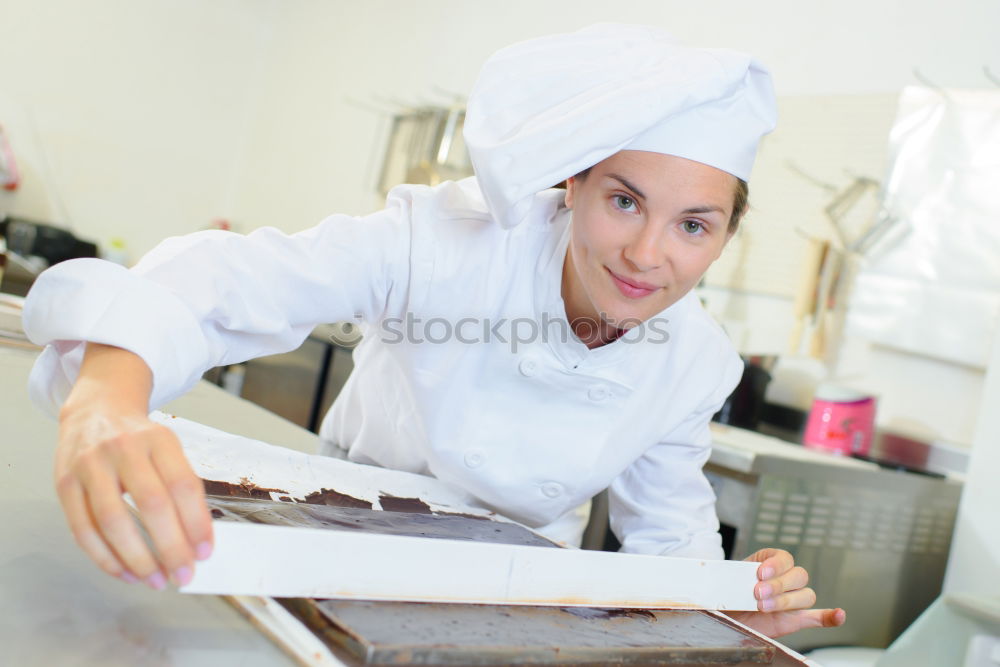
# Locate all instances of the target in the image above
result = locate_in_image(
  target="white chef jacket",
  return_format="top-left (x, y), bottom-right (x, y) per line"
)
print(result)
top-left (23, 176), bottom-right (743, 559)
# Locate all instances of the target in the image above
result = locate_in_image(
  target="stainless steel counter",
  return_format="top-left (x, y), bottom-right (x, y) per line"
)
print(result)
top-left (0, 344), bottom-right (320, 666)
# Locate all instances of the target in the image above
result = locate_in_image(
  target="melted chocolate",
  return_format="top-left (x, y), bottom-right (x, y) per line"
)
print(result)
top-left (200, 477), bottom-right (558, 547)
top-left (204, 496), bottom-right (558, 548)
top-left (301, 488), bottom-right (373, 510)
top-left (290, 599), bottom-right (780, 665)
top-left (202, 477), bottom-right (289, 500)
top-left (562, 607), bottom-right (658, 622)
top-left (377, 494), bottom-right (432, 514)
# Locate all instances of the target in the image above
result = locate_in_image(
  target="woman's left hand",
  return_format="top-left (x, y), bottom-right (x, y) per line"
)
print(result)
top-left (724, 548), bottom-right (846, 638)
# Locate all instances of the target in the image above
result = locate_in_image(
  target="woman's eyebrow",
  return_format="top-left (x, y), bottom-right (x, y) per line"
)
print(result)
top-left (605, 174), bottom-right (726, 216)
top-left (682, 205), bottom-right (726, 215)
top-left (606, 173), bottom-right (646, 200)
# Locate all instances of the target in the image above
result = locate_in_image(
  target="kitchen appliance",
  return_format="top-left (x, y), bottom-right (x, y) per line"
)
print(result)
top-left (713, 355), bottom-right (776, 430)
top-left (377, 105), bottom-right (473, 195)
top-left (0, 216), bottom-right (97, 295)
top-left (705, 423), bottom-right (963, 651)
top-left (803, 383), bottom-right (876, 456)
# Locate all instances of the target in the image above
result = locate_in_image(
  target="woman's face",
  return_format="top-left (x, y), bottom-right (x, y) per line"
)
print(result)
top-left (563, 150), bottom-right (736, 336)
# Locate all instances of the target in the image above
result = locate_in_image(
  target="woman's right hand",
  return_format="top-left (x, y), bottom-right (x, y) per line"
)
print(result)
top-left (55, 344), bottom-right (214, 589)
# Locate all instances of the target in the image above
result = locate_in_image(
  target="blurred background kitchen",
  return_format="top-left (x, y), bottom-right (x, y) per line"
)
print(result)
top-left (1, 0), bottom-right (998, 663)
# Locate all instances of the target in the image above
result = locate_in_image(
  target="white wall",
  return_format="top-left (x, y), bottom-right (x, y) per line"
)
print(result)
top-left (0, 0), bottom-right (285, 259)
top-left (4, 0), bottom-right (998, 251)
top-left (2, 0), bottom-right (998, 446)
top-left (228, 0), bottom-right (1000, 234)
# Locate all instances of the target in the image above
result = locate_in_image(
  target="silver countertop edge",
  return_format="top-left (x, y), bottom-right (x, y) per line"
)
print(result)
top-left (709, 424), bottom-right (967, 482)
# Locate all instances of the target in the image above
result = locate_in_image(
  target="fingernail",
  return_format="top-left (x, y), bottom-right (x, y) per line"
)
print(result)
top-left (762, 598), bottom-right (776, 611)
top-left (760, 567), bottom-right (774, 579)
top-left (174, 566), bottom-right (193, 587)
top-left (758, 584), bottom-right (773, 599)
top-left (146, 571), bottom-right (167, 591)
top-left (120, 571), bottom-right (140, 584)
top-left (196, 541), bottom-right (213, 560)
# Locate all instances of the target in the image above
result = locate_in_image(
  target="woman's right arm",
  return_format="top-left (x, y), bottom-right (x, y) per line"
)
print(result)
top-left (26, 187), bottom-right (420, 585)
top-left (56, 343), bottom-right (213, 588)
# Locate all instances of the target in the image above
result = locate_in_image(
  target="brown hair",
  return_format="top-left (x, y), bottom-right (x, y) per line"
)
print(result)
top-left (729, 178), bottom-right (748, 234)
top-left (561, 168), bottom-right (749, 234)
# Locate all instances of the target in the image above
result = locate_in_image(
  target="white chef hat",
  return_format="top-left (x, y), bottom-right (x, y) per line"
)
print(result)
top-left (463, 23), bottom-right (777, 229)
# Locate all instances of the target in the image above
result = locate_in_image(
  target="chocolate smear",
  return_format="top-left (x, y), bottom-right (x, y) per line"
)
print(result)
top-left (202, 477), bottom-right (289, 500)
top-left (562, 607), bottom-right (658, 622)
top-left (301, 488), bottom-right (373, 510)
top-left (204, 496), bottom-right (559, 547)
top-left (377, 494), bottom-right (432, 514)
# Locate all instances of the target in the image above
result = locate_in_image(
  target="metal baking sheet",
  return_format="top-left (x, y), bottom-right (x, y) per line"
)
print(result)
top-left (298, 599), bottom-right (775, 666)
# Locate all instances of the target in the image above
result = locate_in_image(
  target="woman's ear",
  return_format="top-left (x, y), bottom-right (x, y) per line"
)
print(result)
top-left (565, 176), bottom-right (576, 209)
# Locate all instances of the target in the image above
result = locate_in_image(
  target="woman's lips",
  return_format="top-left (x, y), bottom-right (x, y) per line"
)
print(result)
top-left (607, 268), bottom-right (659, 299)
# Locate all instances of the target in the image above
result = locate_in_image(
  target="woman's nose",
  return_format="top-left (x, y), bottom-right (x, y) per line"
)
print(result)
top-left (623, 226), bottom-right (666, 272)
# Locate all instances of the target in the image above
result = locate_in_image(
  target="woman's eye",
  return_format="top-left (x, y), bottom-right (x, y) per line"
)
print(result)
top-left (614, 195), bottom-right (635, 211)
top-left (682, 220), bottom-right (704, 234)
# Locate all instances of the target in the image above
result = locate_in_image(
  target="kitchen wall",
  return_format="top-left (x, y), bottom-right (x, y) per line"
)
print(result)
top-left (0, 0), bottom-right (284, 257)
top-left (1, 0), bottom-right (998, 446)
top-left (4, 0), bottom-right (995, 252)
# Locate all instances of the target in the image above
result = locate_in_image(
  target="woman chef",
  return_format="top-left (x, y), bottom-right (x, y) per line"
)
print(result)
top-left (24, 24), bottom-right (844, 638)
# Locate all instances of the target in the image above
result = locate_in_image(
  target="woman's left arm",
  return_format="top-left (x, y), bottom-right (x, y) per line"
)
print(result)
top-left (725, 548), bottom-right (846, 638)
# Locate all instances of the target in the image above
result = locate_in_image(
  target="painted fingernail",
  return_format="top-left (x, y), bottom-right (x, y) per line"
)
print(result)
top-left (196, 542), bottom-right (213, 560)
top-left (762, 599), bottom-right (776, 611)
top-left (120, 571), bottom-right (140, 584)
top-left (174, 566), bottom-right (193, 587)
top-left (146, 572), bottom-right (167, 591)
top-left (760, 567), bottom-right (774, 579)
top-left (758, 584), bottom-right (773, 599)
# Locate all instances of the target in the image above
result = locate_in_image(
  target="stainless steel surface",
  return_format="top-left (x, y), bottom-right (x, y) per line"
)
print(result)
top-left (240, 335), bottom-right (332, 430)
top-left (707, 425), bottom-right (963, 651)
top-left (377, 106), bottom-right (473, 196)
top-left (0, 345), bottom-right (317, 666)
top-left (292, 600), bottom-right (781, 666)
top-left (0, 250), bottom-right (46, 296)
top-left (233, 323), bottom-right (359, 433)
top-left (865, 430), bottom-right (970, 478)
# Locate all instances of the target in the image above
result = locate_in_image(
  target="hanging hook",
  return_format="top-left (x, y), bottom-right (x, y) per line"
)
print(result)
top-left (785, 160), bottom-right (838, 192)
top-left (841, 169), bottom-right (879, 187)
top-left (913, 68), bottom-right (953, 101)
top-left (429, 85), bottom-right (467, 106)
top-left (984, 66), bottom-right (1000, 88)
top-left (370, 93), bottom-right (425, 113)
top-left (343, 97), bottom-right (399, 115)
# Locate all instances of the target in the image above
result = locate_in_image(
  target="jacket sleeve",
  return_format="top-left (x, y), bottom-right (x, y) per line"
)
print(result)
top-left (607, 353), bottom-right (743, 560)
top-left (23, 191), bottom-right (415, 417)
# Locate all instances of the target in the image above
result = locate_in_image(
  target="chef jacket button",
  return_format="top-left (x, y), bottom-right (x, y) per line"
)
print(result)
top-left (464, 449), bottom-right (486, 469)
top-left (518, 358), bottom-right (538, 377)
top-left (541, 482), bottom-right (563, 499)
top-left (588, 386), bottom-right (609, 402)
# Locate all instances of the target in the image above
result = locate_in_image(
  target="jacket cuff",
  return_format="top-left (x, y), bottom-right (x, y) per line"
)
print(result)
top-left (23, 258), bottom-right (211, 416)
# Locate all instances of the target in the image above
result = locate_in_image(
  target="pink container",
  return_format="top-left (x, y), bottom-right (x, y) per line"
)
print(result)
top-left (803, 384), bottom-right (877, 456)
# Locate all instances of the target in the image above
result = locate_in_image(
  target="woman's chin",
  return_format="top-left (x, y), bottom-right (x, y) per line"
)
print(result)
top-left (596, 303), bottom-right (646, 328)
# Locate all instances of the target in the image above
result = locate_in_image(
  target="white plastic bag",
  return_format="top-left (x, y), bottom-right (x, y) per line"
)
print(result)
top-left (848, 86), bottom-right (1000, 367)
